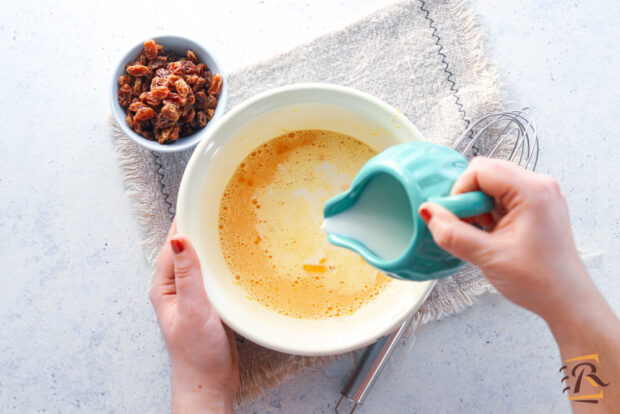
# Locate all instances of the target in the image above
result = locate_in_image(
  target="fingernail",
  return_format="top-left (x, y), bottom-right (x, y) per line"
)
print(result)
top-left (419, 207), bottom-right (432, 224)
top-left (170, 238), bottom-right (185, 254)
top-left (479, 212), bottom-right (494, 226)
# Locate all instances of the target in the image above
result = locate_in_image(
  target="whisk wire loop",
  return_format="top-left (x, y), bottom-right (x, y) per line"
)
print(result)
top-left (451, 108), bottom-right (539, 170)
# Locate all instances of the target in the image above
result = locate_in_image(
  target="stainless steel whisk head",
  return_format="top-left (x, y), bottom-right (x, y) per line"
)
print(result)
top-left (451, 108), bottom-right (539, 170)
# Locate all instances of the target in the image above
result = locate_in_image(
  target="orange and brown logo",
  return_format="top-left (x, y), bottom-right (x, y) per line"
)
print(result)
top-left (560, 354), bottom-right (610, 404)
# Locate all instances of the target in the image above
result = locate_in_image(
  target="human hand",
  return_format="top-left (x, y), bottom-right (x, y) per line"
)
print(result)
top-left (418, 157), bottom-right (589, 321)
top-left (419, 158), bottom-right (620, 412)
top-left (150, 222), bottom-right (239, 414)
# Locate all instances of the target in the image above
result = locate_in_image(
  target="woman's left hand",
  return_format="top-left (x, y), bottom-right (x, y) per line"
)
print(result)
top-left (150, 221), bottom-right (239, 414)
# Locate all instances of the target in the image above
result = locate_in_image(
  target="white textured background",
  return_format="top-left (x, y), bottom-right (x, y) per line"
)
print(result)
top-left (1, 0), bottom-right (618, 412)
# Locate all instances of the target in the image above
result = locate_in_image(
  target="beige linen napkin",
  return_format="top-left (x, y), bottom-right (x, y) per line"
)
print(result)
top-left (111, 0), bottom-right (503, 403)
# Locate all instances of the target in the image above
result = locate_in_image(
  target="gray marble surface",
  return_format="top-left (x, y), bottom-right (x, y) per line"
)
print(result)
top-left (1, 0), bottom-right (618, 413)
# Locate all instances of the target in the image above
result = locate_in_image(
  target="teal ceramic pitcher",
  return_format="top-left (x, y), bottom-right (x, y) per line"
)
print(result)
top-left (322, 141), bottom-right (494, 281)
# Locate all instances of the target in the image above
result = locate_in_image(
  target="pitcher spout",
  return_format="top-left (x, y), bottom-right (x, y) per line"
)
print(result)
top-left (322, 171), bottom-right (415, 266)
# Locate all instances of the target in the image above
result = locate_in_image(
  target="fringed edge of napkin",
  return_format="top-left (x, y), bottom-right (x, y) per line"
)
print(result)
top-left (109, 121), bottom-right (170, 268)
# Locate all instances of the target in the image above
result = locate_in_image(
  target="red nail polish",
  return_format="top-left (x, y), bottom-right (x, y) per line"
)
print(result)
top-left (419, 208), bottom-right (432, 223)
top-left (170, 238), bottom-right (184, 254)
top-left (479, 212), bottom-right (494, 226)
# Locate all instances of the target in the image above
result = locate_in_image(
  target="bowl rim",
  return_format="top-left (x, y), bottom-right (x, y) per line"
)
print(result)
top-left (109, 34), bottom-right (227, 153)
top-left (177, 83), bottom-right (436, 355)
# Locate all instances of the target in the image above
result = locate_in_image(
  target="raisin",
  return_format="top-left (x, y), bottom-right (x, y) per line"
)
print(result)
top-left (139, 92), bottom-right (149, 103)
top-left (134, 107), bottom-right (156, 122)
top-left (182, 60), bottom-right (196, 75)
top-left (186, 74), bottom-right (199, 85)
top-left (157, 44), bottom-right (164, 55)
top-left (151, 85), bottom-right (170, 100)
top-left (136, 53), bottom-right (147, 66)
top-left (148, 56), bottom-right (167, 71)
top-left (181, 124), bottom-right (194, 137)
top-left (196, 111), bottom-right (207, 127)
top-left (196, 63), bottom-right (207, 77)
top-left (140, 130), bottom-right (154, 140)
top-left (118, 84), bottom-right (132, 107)
top-left (156, 112), bottom-right (175, 129)
top-left (118, 75), bottom-right (131, 86)
top-left (144, 40), bottom-right (158, 60)
top-left (206, 94), bottom-right (218, 109)
top-left (192, 77), bottom-right (206, 92)
top-left (132, 77), bottom-right (142, 96)
top-left (182, 108), bottom-right (196, 123)
top-left (166, 93), bottom-right (185, 105)
top-left (187, 50), bottom-right (199, 64)
top-left (175, 79), bottom-right (190, 97)
top-left (206, 109), bottom-right (215, 120)
top-left (158, 127), bottom-right (172, 144)
top-left (195, 91), bottom-right (208, 110)
top-left (161, 102), bottom-right (180, 121)
top-left (125, 112), bottom-right (134, 129)
top-left (127, 65), bottom-right (149, 77)
top-left (155, 126), bottom-right (173, 144)
top-left (155, 68), bottom-right (169, 78)
top-left (169, 124), bottom-right (180, 142)
top-left (185, 91), bottom-right (196, 106)
top-left (167, 61), bottom-right (183, 76)
top-left (208, 73), bottom-right (223, 96)
top-left (167, 74), bottom-right (181, 87)
top-left (129, 101), bottom-right (147, 112)
top-left (150, 77), bottom-right (167, 89)
top-left (146, 92), bottom-right (160, 107)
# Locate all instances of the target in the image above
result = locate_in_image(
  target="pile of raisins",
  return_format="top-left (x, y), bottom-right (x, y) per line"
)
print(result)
top-left (118, 40), bottom-right (223, 144)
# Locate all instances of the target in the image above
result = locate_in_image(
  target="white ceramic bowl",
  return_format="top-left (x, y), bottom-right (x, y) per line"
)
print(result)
top-left (109, 35), bottom-right (227, 153)
top-left (177, 84), bottom-right (435, 356)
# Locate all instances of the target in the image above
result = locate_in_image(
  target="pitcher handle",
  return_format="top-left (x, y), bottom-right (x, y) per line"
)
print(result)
top-left (428, 191), bottom-right (494, 218)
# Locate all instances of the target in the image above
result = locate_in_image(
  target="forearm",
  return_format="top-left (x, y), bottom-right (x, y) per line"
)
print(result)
top-left (544, 272), bottom-right (620, 413)
top-left (172, 369), bottom-right (235, 414)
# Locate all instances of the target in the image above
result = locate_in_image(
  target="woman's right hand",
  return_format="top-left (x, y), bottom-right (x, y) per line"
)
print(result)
top-left (419, 157), bottom-right (620, 412)
top-left (418, 157), bottom-right (587, 320)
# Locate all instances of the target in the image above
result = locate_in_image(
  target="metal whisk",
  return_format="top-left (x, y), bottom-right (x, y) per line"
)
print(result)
top-left (335, 109), bottom-right (540, 414)
top-left (452, 109), bottom-right (539, 168)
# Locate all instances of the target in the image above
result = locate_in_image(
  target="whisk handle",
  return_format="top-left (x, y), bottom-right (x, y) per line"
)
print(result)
top-left (428, 191), bottom-right (494, 218)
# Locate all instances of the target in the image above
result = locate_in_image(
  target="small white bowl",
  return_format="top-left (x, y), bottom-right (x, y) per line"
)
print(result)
top-left (177, 84), bottom-right (435, 356)
top-left (109, 35), bottom-right (227, 153)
